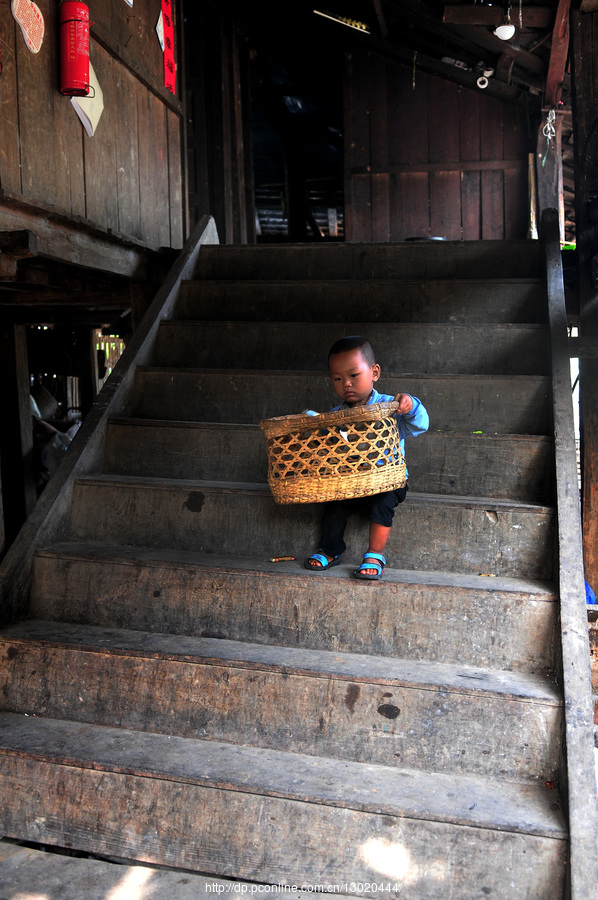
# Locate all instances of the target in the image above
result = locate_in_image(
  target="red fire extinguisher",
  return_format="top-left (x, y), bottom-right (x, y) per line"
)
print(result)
top-left (59, 1), bottom-right (90, 96)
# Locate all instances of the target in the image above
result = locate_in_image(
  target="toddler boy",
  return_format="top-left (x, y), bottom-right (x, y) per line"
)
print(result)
top-left (305, 335), bottom-right (429, 580)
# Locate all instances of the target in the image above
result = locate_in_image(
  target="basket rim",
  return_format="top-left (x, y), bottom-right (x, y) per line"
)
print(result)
top-left (259, 401), bottom-right (399, 437)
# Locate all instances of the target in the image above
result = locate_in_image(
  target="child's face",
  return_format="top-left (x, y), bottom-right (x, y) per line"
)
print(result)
top-left (329, 348), bottom-right (380, 407)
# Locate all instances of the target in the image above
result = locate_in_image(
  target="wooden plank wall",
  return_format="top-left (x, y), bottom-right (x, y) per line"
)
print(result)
top-left (0, 0), bottom-right (184, 252)
top-left (344, 51), bottom-right (530, 242)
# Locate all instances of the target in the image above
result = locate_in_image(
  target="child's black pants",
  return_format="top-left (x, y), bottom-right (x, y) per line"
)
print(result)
top-left (319, 484), bottom-right (408, 558)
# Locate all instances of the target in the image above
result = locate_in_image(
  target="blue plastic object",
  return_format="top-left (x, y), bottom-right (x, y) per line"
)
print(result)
top-left (585, 580), bottom-right (597, 605)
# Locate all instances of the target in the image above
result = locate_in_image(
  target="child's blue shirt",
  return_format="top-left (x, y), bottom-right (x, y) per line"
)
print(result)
top-left (329, 388), bottom-right (429, 469)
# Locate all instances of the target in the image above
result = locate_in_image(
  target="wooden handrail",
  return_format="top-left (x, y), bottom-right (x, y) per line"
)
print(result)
top-left (0, 215), bottom-right (218, 626)
top-left (542, 207), bottom-right (598, 897)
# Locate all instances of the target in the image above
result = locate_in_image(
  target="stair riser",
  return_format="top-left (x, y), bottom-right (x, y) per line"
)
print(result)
top-left (155, 323), bottom-right (550, 376)
top-left (196, 242), bottom-right (544, 281)
top-left (0, 756), bottom-right (567, 899)
top-left (104, 422), bottom-right (553, 502)
top-left (31, 554), bottom-right (558, 674)
top-left (178, 280), bottom-right (546, 324)
top-left (68, 482), bottom-right (555, 579)
top-left (131, 371), bottom-right (551, 434)
top-left (0, 643), bottom-right (561, 782)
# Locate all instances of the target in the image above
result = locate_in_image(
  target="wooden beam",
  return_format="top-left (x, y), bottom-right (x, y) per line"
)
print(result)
top-left (371, 0), bottom-right (388, 37)
top-left (0, 193), bottom-right (155, 279)
top-left (536, 109), bottom-right (565, 238)
top-left (571, 7), bottom-right (598, 596)
top-left (542, 208), bottom-right (598, 900)
top-left (443, 6), bottom-right (553, 28)
top-left (545, 0), bottom-right (571, 107)
top-left (450, 25), bottom-right (547, 76)
top-left (0, 230), bottom-right (37, 278)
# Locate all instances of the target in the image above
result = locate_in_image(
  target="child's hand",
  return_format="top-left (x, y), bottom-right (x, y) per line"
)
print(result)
top-left (394, 393), bottom-right (413, 414)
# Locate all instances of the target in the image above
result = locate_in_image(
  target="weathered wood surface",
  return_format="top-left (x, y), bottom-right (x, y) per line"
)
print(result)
top-left (0, 621), bottom-right (561, 781)
top-left (0, 11), bottom-right (183, 252)
top-left (0, 842), bottom-right (275, 900)
top-left (31, 545), bottom-right (557, 674)
top-left (195, 241), bottom-right (545, 281)
top-left (103, 420), bottom-right (553, 501)
top-left (155, 322), bottom-right (550, 375)
top-left (131, 369), bottom-right (552, 434)
top-left (344, 57), bottom-right (530, 241)
top-left (0, 713), bottom-right (567, 837)
top-left (542, 209), bottom-right (598, 893)
top-left (0, 217), bottom-right (218, 625)
top-left (178, 278), bottom-right (547, 323)
top-left (0, 194), bottom-right (154, 278)
top-left (0, 750), bottom-right (567, 898)
top-left (571, 9), bottom-right (598, 603)
top-left (67, 477), bottom-right (555, 579)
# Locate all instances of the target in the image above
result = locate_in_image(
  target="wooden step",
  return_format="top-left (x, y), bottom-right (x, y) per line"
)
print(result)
top-left (103, 420), bottom-right (554, 502)
top-left (130, 369), bottom-right (552, 435)
top-left (67, 478), bottom-right (555, 579)
top-left (0, 713), bottom-right (567, 896)
top-left (155, 322), bottom-right (550, 376)
top-left (178, 278), bottom-right (547, 324)
top-left (195, 241), bottom-right (545, 281)
top-left (0, 841), bottom-right (286, 900)
top-left (0, 621), bottom-right (562, 782)
top-left (31, 545), bottom-right (558, 675)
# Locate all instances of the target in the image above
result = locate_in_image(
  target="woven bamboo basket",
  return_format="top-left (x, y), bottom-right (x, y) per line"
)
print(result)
top-left (259, 402), bottom-right (407, 504)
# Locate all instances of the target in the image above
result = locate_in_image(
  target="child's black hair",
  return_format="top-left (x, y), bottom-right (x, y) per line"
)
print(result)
top-left (328, 335), bottom-right (376, 367)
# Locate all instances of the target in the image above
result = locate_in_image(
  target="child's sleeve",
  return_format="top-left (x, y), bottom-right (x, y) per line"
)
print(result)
top-left (398, 395), bottom-right (429, 438)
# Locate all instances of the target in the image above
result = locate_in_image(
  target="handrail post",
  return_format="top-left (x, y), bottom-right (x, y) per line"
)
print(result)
top-left (542, 207), bottom-right (598, 897)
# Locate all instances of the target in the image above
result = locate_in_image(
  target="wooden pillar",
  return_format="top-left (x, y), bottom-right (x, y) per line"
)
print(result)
top-left (536, 108), bottom-right (565, 239)
top-left (0, 322), bottom-right (37, 549)
top-left (571, 7), bottom-right (598, 590)
top-left (73, 326), bottom-right (98, 419)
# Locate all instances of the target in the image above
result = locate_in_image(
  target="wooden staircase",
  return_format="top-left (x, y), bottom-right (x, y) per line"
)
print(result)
top-left (0, 232), bottom-right (591, 897)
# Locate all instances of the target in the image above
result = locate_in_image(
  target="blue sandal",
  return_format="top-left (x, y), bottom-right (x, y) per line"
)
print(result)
top-left (305, 551), bottom-right (342, 572)
top-left (354, 552), bottom-right (386, 581)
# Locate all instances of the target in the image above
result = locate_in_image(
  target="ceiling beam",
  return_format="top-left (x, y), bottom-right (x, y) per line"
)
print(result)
top-left (545, 0), bottom-right (571, 107)
top-left (443, 6), bottom-right (553, 28)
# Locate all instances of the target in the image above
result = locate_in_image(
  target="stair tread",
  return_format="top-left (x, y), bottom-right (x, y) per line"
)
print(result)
top-left (138, 365), bottom-right (549, 381)
top-left (75, 474), bottom-right (554, 513)
top-left (184, 277), bottom-right (546, 286)
top-left (163, 320), bottom-right (548, 330)
top-left (0, 712), bottom-right (566, 839)
top-left (108, 417), bottom-right (554, 443)
top-left (37, 541), bottom-right (557, 597)
top-left (0, 620), bottom-right (561, 705)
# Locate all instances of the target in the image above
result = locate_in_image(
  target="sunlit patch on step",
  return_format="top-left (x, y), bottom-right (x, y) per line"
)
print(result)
top-left (359, 837), bottom-right (446, 886)
top-left (106, 866), bottom-right (155, 900)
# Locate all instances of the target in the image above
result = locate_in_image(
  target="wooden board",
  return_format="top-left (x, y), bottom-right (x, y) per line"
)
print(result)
top-left (154, 321), bottom-right (550, 375)
top-left (0, 843), bottom-right (289, 900)
top-left (0, 746), bottom-right (567, 898)
top-left (344, 53), bottom-right (530, 242)
top-left (67, 477), bottom-right (556, 579)
top-left (0, 623), bottom-right (562, 782)
top-left (178, 278), bottom-right (547, 324)
top-left (31, 543), bottom-right (559, 674)
top-left (103, 419), bottom-right (553, 502)
top-left (0, 0), bottom-right (183, 252)
top-left (131, 369), bottom-right (552, 435)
